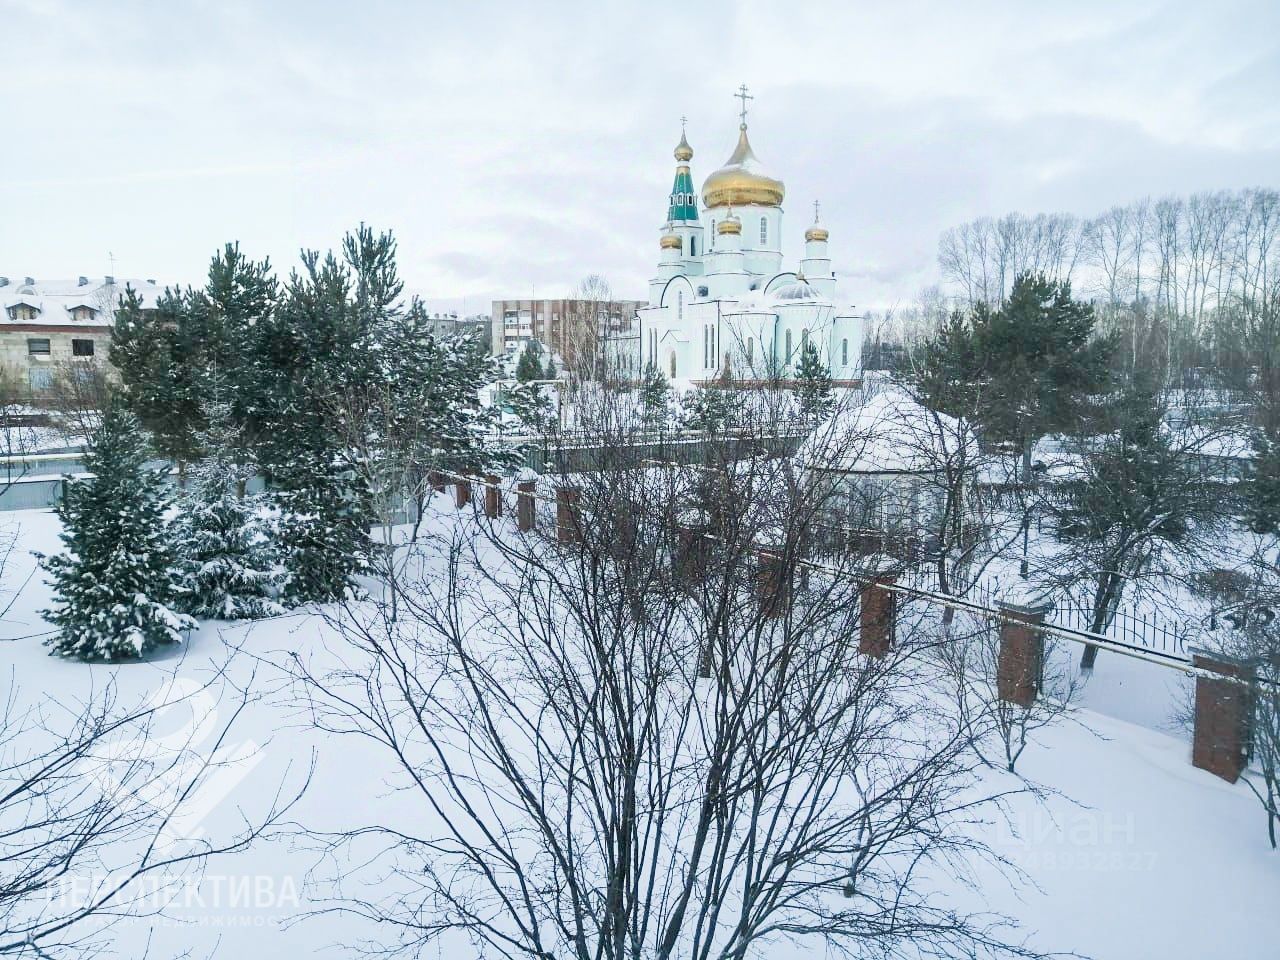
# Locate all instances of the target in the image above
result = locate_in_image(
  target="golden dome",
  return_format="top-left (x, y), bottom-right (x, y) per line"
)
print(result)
top-left (717, 214), bottom-right (742, 235)
top-left (674, 130), bottom-right (693, 162)
top-left (702, 125), bottom-right (784, 209)
top-left (805, 224), bottom-right (829, 242)
top-left (660, 232), bottom-right (682, 250)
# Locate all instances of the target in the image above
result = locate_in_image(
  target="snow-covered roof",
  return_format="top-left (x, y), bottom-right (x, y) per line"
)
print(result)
top-left (0, 276), bottom-right (165, 326)
top-left (803, 388), bottom-right (980, 475)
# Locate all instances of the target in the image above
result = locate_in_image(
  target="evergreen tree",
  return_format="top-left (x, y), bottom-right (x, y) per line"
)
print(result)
top-left (970, 273), bottom-right (1113, 480)
top-left (40, 406), bottom-right (193, 660)
top-left (1245, 427), bottom-right (1280, 537)
top-left (681, 385), bottom-right (736, 433)
top-left (544, 357), bottom-right (558, 381)
top-left (516, 341), bottom-right (544, 382)
top-left (794, 339), bottom-right (834, 419)
top-left (249, 227), bottom-right (395, 602)
top-left (639, 363), bottom-right (672, 430)
top-left (275, 449), bottom-right (371, 605)
top-left (172, 403), bottom-right (287, 620)
top-left (507, 380), bottom-right (556, 434)
top-left (907, 309), bottom-right (983, 419)
top-left (186, 243), bottom-right (278, 463)
top-left (110, 287), bottom-right (206, 470)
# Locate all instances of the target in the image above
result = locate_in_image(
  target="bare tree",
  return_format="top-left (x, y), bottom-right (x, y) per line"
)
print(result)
top-left (938, 617), bottom-right (1083, 774)
top-left (0, 665), bottom-right (309, 957)
top-left (288, 391), bottom-right (1046, 960)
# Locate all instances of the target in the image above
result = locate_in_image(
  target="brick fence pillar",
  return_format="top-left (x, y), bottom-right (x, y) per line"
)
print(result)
top-left (454, 478), bottom-right (471, 509)
top-left (756, 546), bottom-right (791, 619)
top-left (859, 575), bottom-right (898, 657)
top-left (556, 485), bottom-right (582, 545)
top-left (996, 602), bottom-right (1050, 707)
top-left (516, 480), bottom-right (536, 533)
top-left (484, 474), bottom-right (501, 519)
top-left (428, 471), bottom-right (446, 493)
top-left (1190, 648), bottom-right (1256, 783)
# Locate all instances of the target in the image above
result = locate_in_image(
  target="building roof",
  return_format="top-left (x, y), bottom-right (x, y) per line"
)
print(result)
top-left (1, 277), bottom-right (164, 326)
top-left (803, 388), bottom-right (980, 475)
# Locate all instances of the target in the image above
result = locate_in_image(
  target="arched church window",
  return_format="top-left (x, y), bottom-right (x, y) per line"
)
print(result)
top-left (785, 329), bottom-right (792, 361)
top-left (760, 217), bottom-right (768, 245)
top-left (841, 338), bottom-right (848, 366)
top-left (802, 328), bottom-right (810, 350)
top-left (669, 353), bottom-right (676, 378)
top-left (747, 337), bottom-right (754, 362)
top-left (690, 237), bottom-right (697, 257)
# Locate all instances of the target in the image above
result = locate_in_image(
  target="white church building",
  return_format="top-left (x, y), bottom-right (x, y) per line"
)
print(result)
top-left (611, 89), bottom-right (862, 387)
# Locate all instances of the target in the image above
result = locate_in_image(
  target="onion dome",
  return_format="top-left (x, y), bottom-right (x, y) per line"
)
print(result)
top-left (674, 129), bottom-right (693, 162)
top-left (717, 209), bottom-right (742, 235)
top-left (660, 229), bottom-right (683, 251)
top-left (702, 125), bottom-right (784, 209)
top-left (667, 126), bottom-right (699, 223)
top-left (805, 200), bottom-right (829, 242)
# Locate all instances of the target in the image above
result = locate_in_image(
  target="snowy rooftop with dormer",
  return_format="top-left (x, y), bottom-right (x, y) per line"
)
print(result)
top-left (1, 276), bottom-right (165, 325)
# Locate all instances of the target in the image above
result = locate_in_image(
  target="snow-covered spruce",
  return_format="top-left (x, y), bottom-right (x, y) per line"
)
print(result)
top-left (275, 450), bottom-right (371, 605)
top-left (40, 406), bottom-right (195, 660)
top-left (172, 405), bottom-right (286, 620)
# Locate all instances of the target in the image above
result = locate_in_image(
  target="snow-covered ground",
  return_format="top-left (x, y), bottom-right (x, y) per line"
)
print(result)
top-left (1, 504), bottom-right (1277, 959)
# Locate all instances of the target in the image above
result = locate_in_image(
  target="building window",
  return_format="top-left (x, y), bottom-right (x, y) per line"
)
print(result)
top-left (747, 337), bottom-right (754, 362)
top-left (29, 367), bottom-right (53, 391)
top-left (802, 328), bottom-right (810, 350)
top-left (785, 329), bottom-right (792, 362)
top-left (841, 338), bottom-right (849, 366)
top-left (72, 339), bottom-right (95, 357)
top-left (690, 237), bottom-right (697, 257)
top-left (27, 338), bottom-right (51, 356)
top-left (669, 353), bottom-right (676, 379)
top-left (760, 217), bottom-right (768, 245)
top-left (70, 306), bottom-right (96, 322)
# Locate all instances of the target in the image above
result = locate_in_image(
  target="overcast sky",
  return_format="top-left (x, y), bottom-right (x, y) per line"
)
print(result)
top-left (4, 0), bottom-right (1278, 311)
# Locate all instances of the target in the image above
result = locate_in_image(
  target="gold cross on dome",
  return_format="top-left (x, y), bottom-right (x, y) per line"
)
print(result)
top-left (735, 84), bottom-right (753, 125)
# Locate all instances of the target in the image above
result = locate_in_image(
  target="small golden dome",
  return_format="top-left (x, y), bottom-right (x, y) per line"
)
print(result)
top-left (805, 225), bottom-right (829, 242)
top-left (702, 125), bottom-right (784, 209)
top-left (717, 215), bottom-right (741, 236)
top-left (660, 232), bottom-right (682, 250)
top-left (674, 130), bottom-right (693, 162)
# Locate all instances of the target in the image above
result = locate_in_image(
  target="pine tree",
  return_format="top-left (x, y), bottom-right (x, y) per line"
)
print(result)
top-left (544, 357), bottom-right (558, 381)
top-left (681, 385), bottom-right (736, 433)
top-left (516, 341), bottom-right (544, 382)
top-left (275, 449), bottom-right (371, 604)
top-left (970, 272), bottom-right (1113, 481)
top-left (250, 230), bottom-right (392, 602)
top-left (639, 363), bottom-right (671, 430)
top-left (794, 340), bottom-right (834, 419)
top-left (110, 286), bottom-right (206, 471)
top-left (172, 403), bottom-right (287, 619)
top-left (40, 406), bottom-right (194, 660)
top-left (1245, 426), bottom-right (1280, 536)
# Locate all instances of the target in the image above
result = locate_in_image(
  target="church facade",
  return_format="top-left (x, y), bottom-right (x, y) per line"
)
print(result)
top-left (611, 93), bottom-right (862, 388)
